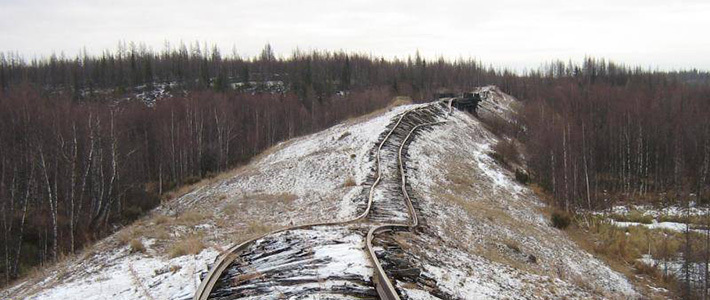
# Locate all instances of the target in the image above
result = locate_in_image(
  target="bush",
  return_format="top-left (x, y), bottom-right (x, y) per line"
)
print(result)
top-left (551, 210), bottom-right (572, 229)
top-left (492, 139), bottom-right (520, 167)
top-left (515, 168), bottom-right (530, 184)
top-left (122, 205), bottom-right (144, 222)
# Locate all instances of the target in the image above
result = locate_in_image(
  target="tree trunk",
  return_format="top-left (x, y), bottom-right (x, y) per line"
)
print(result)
top-left (582, 123), bottom-right (592, 210)
top-left (69, 123), bottom-right (78, 253)
top-left (39, 149), bottom-right (58, 261)
top-left (14, 165), bottom-right (33, 278)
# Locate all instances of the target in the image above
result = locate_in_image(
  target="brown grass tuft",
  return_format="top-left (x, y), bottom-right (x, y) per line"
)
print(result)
top-left (176, 210), bottom-right (207, 227)
top-left (388, 96), bottom-right (413, 107)
top-left (246, 221), bottom-right (273, 236)
top-left (129, 239), bottom-right (146, 254)
top-left (342, 176), bottom-right (356, 187)
top-left (154, 214), bottom-right (171, 225)
top-left (233, 272), bottom-right (263, 284)
top-left (117, 227), bottom-right (144, 245)
top-left (168, 235), bottom-right (206, 258)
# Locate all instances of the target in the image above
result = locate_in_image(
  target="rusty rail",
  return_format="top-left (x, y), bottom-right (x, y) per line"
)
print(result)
top-left (193, 108), bottom-right (420, 300)
top-left (365, 120), bottom-right (444, 300)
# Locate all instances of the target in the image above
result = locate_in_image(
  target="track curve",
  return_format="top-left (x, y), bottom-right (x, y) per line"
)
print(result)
top-left (366, 121), bottom-right (444, 300)
top-left (194, 102), bottom-right (448, 300)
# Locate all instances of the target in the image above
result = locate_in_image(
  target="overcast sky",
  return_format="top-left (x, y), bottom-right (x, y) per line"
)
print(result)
top-left (1, 0), bottom-right (709, 71)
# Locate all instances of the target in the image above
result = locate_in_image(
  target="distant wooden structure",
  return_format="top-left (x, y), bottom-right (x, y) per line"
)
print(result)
top-left (452, 92), bottom-right (482, 115)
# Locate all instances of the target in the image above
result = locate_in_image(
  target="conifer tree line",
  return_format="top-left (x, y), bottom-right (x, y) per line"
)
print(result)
top-left (0, 43), bottom-right (709, 285)
top-left (0, 42), bottom-right (509, 99)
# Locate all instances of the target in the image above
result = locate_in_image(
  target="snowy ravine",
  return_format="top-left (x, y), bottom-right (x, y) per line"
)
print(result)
top-left (3, 87), bottom-right (638, 299)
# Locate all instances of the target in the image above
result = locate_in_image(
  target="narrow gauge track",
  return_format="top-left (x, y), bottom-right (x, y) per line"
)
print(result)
top-left (194, 102), bottom-right (449, 300)
top-left (366, 120), bottom-right (443, 300)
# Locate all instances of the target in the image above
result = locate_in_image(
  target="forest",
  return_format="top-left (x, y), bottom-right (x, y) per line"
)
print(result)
top-left (520, 61), bottom-right (710, 211)
top-left (0, 42), bottom-right (709, 286)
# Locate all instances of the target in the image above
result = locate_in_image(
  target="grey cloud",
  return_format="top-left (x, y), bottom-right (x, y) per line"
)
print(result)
top-left (1, 0), bottom-right (708, 71)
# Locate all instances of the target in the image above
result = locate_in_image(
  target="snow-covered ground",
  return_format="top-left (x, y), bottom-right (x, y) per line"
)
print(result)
top-left (605, 203), bottom-right (709, 219)
top-left (610, 219), bottom-right (696, 233)
top-left (3, 86), bottom-right (643, 299)
top-left (596, 204), bottom-right (709, 234)
top-left (397, 96), bottom-right (637, 299)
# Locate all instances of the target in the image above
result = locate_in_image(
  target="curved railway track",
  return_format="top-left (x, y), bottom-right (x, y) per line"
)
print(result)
top-left (366, 120), bottom-right (443, 300)
top-left (194, 102), bottom-right (448, 300)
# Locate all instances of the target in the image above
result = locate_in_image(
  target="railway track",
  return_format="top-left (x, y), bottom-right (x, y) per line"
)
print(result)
top-left (194, 101), bottom-right (449, 300)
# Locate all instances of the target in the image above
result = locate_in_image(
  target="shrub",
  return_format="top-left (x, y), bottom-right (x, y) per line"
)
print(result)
top-left (183, 176), bottom-right (202, 185)
top-left (514, 168), bottom-right (530, 185)
top-left (122, 205), bottom-right (144, 222)
top-left (492, 139), bottom-right (520, 167)
top-left (633, 260), bottom-right (660, 279)
top-left (551, 210), bottom-right (572, 229)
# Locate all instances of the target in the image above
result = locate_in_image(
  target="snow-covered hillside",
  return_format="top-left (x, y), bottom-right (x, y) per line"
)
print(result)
top-left (398, 101), bottom-right (635, 298)
top-left (3, 87), bottom-right (641, 299)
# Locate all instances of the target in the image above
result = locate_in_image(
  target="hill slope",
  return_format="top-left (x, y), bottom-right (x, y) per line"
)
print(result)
top-left (4, 87), bottom-right (637, 299)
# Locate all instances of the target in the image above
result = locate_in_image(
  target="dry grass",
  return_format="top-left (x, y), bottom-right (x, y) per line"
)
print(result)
top-left (233, 272), bottom-right (263, 284)
top-left (503, 238), bottom-right (522, 253)
top-left (246, 221), bottom-right (274, 236)
top-left (168, 235), bottom-right (206, 258)
top-left (129, 239), bottom-right (146, 254)
top-left (474, 241), bottom-right (538, 275)
top-left (609, 209), bottom-right (654, 224)
top-left (162, 183), bottom-right (199, 202)
top-left (344, 96), bottom-right (412, 126)
top-left (399, 282), bottom-right (420, 289)
top-left (250, 192), bottom-right (298, 203)
top-left (388, 96), bottom-right (413, 107)
top-left (117, 227), bottom-right (144, 246)
top-left (145, 225), bottom-right (171, 241)
top-left (441, 192), bottom-right (517, 228)
top-left (222, 202), bottom-right (240, 216)
top-left (342, 176), bottom-right (356, 187)
top-left (175, 210), bottom-right (207, 227)
top-left (160, 163), bottom-right (259, 205)
top-left (153, 214), bottom-right (171, 225)
top-left (491, 138), bottom-right (520, 168)
top-left (563, 214), bottom-right (684, 297)
top-left (634, 260), bottom-right (662, 279)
